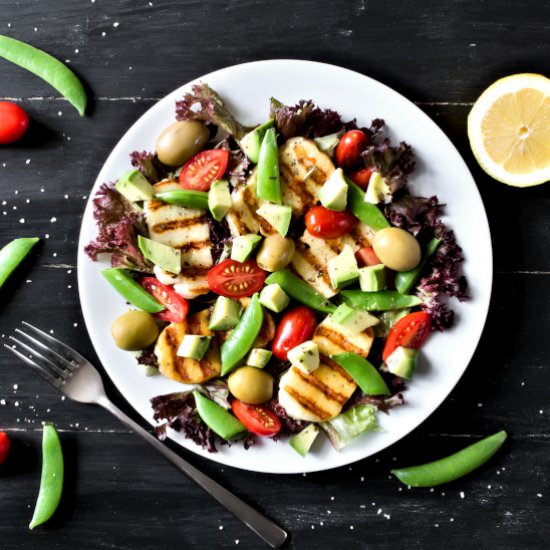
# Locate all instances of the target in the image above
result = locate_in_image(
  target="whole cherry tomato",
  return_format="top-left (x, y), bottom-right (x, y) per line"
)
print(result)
top-left (272, 305), bottom-right (317, 361)
top-left (335, 129), bottom-right (369, 171)
top-left (305, 205), bottom-right (357, 239)
top-left (0, 102), bottom-right (29, 144)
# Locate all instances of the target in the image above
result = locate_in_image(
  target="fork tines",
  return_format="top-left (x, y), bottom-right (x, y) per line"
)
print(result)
top-left (4, 322), bottom-right (79, 389)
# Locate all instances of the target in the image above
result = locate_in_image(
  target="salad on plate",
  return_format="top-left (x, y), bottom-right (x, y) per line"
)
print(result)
top-left (85, 83), bottom-right (467, 457)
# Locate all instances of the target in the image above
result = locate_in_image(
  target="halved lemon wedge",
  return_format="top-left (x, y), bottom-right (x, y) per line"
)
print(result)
top-left (467, 73), bottom-right (550, 187)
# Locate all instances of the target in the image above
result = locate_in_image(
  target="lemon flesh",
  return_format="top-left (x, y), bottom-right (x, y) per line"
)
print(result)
top-left (467, 73), bottom-right (550, 187)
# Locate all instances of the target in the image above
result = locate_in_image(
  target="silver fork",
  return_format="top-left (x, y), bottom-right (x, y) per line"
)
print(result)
top-left (4, 321), bottom-right (287, 548)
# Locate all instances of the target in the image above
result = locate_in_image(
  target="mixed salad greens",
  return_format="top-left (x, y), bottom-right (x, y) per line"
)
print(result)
top-left (85, 84), bottom-right (467, 456)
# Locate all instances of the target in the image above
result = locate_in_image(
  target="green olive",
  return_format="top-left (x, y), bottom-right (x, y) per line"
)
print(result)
top-left (111, 310), bottom-right (159, 351)
top-left (227, 366), bottom-right (274, 404)
top-left (372, 227), bottom-right (421, 272)
top-left (255, 234), bottom-right (296, 272)
top-left (155, 120), bottom-right (209, 166)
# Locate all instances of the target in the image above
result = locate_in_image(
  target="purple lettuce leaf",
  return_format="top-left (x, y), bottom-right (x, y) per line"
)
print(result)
top-left (215, 134), bottom-right (252, 186)
top-left (130, 150), bottom-right (170, 183)
top-left (84, 183), bottom-right (153, 272)
top-left (385, 194), bottom-right (468, 330)
top-left (361, 137), bottom-right (415, 195)
top-left (175, 83), bottom-right (246, 139)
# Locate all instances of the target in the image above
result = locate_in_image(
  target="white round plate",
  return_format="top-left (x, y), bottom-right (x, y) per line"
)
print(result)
top-left (77, 59), bottom-right (492, 474)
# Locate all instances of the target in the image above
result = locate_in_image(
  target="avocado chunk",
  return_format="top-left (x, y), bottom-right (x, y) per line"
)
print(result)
top-left (364, 172), bottom-right (391, 204)
top-left (331, 303), bottom-right (379, 334)
top-left (290, 424), bottom-right (321, 457)
top-left (177, 335), bottom-right (212, 361)
top-left (313, 130), bottom-right (343, 155)
top-left (246, 348), bottom-right (272, 369)
top-left (359, 264), bottom-right (387, 292)
top-left (256, 203), bottom-right (292, 237)
top-left (319, 167), bottom-right (348, 211)
top-left (327, 245), bottom-right (359, 289)
top-left (208, 296), bottom-right (242, 331)
top-left (287, 340), bottom-right (320, 374)
top-left (240, 119), bottom-right (274, 163)
top-left (193, 391), bottom-right (246, 440)
top-left (259, 283), bottom-right (290, 313)
top-left (208, 179), bottom-right (232, 221)
top-left (115, 169), bottom-right (155, 202)
top-left (231, 234), bottom-right (262, 262)
top-left (385, 346), bottom-right (418, 379)
top-left (137, 235), bottom-right (181, 274)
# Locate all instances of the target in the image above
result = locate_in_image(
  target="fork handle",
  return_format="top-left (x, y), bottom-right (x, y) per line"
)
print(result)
top-left (96, 396), bottom-right (287, 548)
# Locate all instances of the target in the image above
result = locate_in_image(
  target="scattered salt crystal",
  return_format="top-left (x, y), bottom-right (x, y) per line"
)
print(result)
top-left (52, 252), bottom-right (57, 257)
top-left (64, 194), bottom-right (69, 199)
top-left (113, 22), bottom-right (120, 27)
top-left (377, 508), bottom-right (382, 515)
top-left (74, 49), bottom-right (79, 54)
top-left (218, 525), bottom-right (223, 530)
top-left (434, 523), bottom-right (439, 527)
top-left (44, 234), bottom-right (50, 239)
top-left (73, 323), bottom-right (78, 327)
top-left (61, 396), bottom-right (66, 401)
top-left (330, 496), bottom-right (335, 501)
top-left (58, 111), bottom-right (63, 116)
top-left (477, 402), bottom-right (483, 407)
top-left (101, 31), bottom-right (106, 37)
top-left (25, 199), bottom-right (30, 203)
top-left (19, 218), bottom-right (25, 223)
top-left (33, 27), bottom-right (38, 32)
top-left (50, 217), bottom-right (57, 223)
top-left (349, 525), bottom-right (354, 530)
top-left (25, 159), bottom-right (31, 164)
top-left (537, 493), bottom-right (543, 498)
top-left (0, 399), bottom-right (6, 406)
top-left (13, 384), bottom-right (18, 390)
top-left (450, 517), bottom-right (455, 522)
top-left (40, 187), bottom-right (45, 192)
top-left (67, 269), bottom-right (72, 274)
top-left (14, 401), bottom-right (19, 407)
top-left (383, 514), bottom-right (391, 520)
top-left (14, 189), bottom-right (19, 195)
top-left (459, 491), bottom-right (465, 499)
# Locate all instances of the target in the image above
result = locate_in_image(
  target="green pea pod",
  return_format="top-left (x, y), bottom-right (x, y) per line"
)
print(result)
top-left (256, 127), bottom-right (282, 203)
top-left (102, 268), bottom-right (165, 313)
top-left (221, 293), bottom-right (264, 375)
top-left (29, 422), bottom-right (64, 529)
top-left (265, 269), bottom-right (337, 313)
top-left (193, 391), bottom-right (246, 440)
top-left (346, 178), bottom-right (390, 231)
top-left (154, 190), bottom-right (209, 210)
top-left (340, 289), bottom-right (422, 311)
top-left (332, 352), bottom-right (390, 396)
top-left (0, 237), bottom-right (39, 288)
top-left (391, 430), bottom-right (507, 487)
top-left (0, 35), bottom-right (87, 116)
top-left (395, 238), bottom-right (441, 294)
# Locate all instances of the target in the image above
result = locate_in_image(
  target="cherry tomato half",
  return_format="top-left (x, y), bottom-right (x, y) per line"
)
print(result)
top-left (348, 167), bottom-right (373, 189)
top-left (335, 129), bottom-right (369, 171)
top-left (231, 400), bottom-right (282, 437)
top-left (178, 149), bottom-right (229, 191)
top-left (0, 102), bottom-right (29, 144)
top-left (207, 259), bottom-right (267, 298)
top-left (305, 205), bottom-right (357, 239)
top-left (356, 246), bottom-right (382, 267)
top-left (382, 311), bottom-right (432, 362)
top-left (0, 432), bottom-right (11, 465)
top-left (272, 305), bottom-right (317, 361)
top-left (140, 277), bottom-right (189, 323)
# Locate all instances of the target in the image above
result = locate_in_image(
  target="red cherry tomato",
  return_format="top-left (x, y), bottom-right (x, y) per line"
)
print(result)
top-left (348, 167), bottom-right (373, 189)
top-left (355, 246), bottom-right (382, 267)
top-left (0, 432), bottom-right (11, 465)
top-left (178, 149), bottom-right (229, 191)
top-left (272, 305), bottom-right (317, 360)
top-left (382, 311), bottom-right (432, 362)
top-left (335, 129), bottom-right (369, 170)
top-left (140, 277), bottom-right (189, 322)
top-left (231, 400), bottom-right (281, 437)
top-left (0, 102), bottom-right (29, 144)
top-left (207, 259), bottom-right (267, 298)
top-left (305, 206), bottom-right (357, 239)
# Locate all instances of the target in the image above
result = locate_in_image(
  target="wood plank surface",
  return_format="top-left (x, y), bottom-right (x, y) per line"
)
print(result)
top-left (1, 0), bottom-right (549, 549)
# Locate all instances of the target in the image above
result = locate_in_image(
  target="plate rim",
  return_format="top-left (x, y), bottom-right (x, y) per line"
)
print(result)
top-left (77, 58), bottom-right (493, 474)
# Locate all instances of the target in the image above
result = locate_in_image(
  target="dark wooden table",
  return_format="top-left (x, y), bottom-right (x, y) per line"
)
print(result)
top-left (1, 1), bottom-right (549, 548)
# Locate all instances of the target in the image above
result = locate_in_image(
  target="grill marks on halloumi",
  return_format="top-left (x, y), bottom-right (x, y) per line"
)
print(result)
top-left (144, 180), bottom-right (213, 268)
top-left (226, 137), bottom-right (335, 237)
top-left (291, 221), bottom-right (376, 298)
top-left (278, 360), bottom-right (357, 422)
top-left (154, 265), bottom-right (210, 299)
top-left (313, 315), bottom-right (374, 359)
top-left (155, 310), bottom-right (221, 384)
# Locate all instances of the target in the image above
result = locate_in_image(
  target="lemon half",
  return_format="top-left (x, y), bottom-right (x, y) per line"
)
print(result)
top-left (467, 73), bottom-right (550, 187)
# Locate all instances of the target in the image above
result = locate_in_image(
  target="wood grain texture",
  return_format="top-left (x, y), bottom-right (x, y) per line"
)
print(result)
top-left (0, 0), bottom-right (549, 549)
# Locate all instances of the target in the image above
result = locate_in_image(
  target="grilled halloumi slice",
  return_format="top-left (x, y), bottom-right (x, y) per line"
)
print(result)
top-left (313, 315), bottom-right (374, 358)
top-left (278, 360), bottom-right (357, 422)
top-left (145, 180), bottom-right (213, 268)
top-left (226, 137), bottom-right (335, 237)
top-left (290, 223), bottom-right (376, 298)
top-left (153, 265), bottom-right (210, 299)
top-left (155, 309), bottom-right (221, 384)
